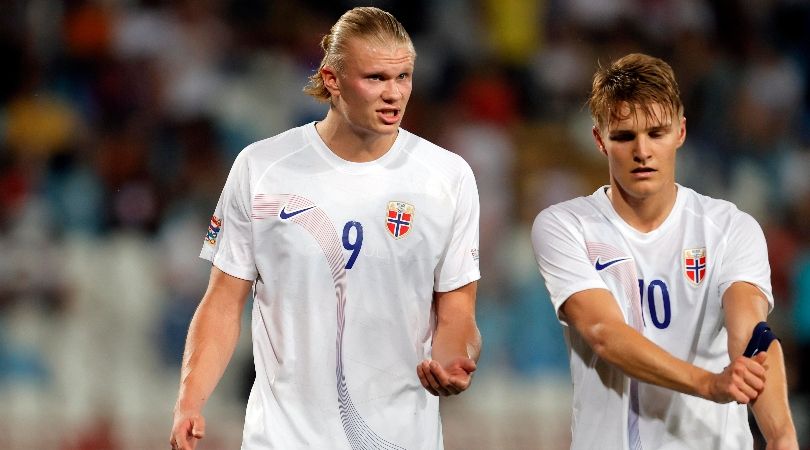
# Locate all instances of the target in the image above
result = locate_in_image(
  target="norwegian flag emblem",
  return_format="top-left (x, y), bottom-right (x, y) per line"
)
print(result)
top-left (386, 201), bottom-right (414, 239)
top-left (683, 247), bottom-right (707, 285)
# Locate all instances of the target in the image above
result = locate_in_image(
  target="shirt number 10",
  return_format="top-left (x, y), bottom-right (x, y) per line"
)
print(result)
top-left (638, 279), bottom-right (671, 329)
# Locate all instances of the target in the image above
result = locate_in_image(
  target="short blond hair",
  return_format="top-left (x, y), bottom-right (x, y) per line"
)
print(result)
top-left (303, 7), bottom-right (416, 102)
top-left (588, 53), bottom-right (683, 130)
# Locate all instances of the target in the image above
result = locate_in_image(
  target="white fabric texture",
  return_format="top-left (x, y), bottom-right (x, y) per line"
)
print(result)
top-left (532, 185), bottom-right (772, 450)
top-left (201, 122), bottom-right (480, 449)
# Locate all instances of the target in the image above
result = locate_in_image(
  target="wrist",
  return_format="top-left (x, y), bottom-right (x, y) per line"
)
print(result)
top-left (763, 427), bottom-right (797, 444)
top-left (174, 391), bottom-right (206, 414)
top-left (692, 367), bottom-right (714, 400)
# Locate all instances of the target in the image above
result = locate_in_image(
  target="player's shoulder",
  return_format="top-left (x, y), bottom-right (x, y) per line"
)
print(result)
top-left (680, 185), bottom-right (762, 231)
top-left (546, 194), bottom-right (600, 214)
top-left (238, 123), bottom-right (310, 163)
top-left (400, 128), bottom-right (473, 175)
top-left (681, 185), bottom-right (753, 221)
top-left (536, 190), bottom-right (602, 222)
top-left (532, 191), bottom-right (603, 237)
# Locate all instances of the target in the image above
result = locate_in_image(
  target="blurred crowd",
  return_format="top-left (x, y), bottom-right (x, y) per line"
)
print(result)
top-left (2, 0), bottom-right (810, 448)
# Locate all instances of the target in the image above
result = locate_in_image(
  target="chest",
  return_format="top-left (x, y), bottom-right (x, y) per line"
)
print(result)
top-left (583, 218), bottom-right (729, 335)
top-left (249, 169), bottom-right (457, 273)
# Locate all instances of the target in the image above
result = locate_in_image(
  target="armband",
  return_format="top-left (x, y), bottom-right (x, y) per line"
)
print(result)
top-left (743, 321), bottom-right (779, 357)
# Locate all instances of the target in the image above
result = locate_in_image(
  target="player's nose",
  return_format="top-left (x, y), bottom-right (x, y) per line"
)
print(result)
top-left (633, 136), bottom-right (653, 161)
top-left (382, 79), bottom-right (402, 101)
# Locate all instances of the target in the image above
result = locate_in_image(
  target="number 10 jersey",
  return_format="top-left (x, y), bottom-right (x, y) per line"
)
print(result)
top-left (531, 185), bottom-right (773, 450)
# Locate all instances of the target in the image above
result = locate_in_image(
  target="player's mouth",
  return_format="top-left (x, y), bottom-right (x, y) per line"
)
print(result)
top-left (378, 108), bottom-right (401, 124)
top-left (631, 167), bottom-right (656, 178)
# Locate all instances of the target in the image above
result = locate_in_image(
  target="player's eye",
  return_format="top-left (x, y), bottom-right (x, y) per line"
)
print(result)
top-left (610, 133), bottom-right (634, 142)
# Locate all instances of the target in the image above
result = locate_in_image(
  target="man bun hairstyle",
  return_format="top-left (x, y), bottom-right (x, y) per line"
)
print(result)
top-left (588, 53), bottom-right (683, 130)
top-left (303, 7), bottom-right (416, 102)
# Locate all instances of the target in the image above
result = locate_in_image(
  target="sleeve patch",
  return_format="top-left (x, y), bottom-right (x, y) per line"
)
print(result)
top-left (205, 215), bottom-right (222, 245)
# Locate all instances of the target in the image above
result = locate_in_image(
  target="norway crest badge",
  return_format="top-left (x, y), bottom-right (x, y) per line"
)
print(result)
top-left (683, 247), bottom-right (707, 285)
top-left (386, 201), bottom-right (414, 239)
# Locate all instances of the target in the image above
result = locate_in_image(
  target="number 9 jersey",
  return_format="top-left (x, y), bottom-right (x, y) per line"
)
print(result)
top-left (200, 122), bottom-right (481, 450)
top-left (531, 185), bottom-right (773, 450)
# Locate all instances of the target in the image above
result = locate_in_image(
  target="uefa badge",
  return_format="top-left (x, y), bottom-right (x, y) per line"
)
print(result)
top-left (205, 215), bottom-right (222, 245)
top-left (683, 247), bottom-right (707, 285)
top-left (386, 201), bottom-right (414, 239)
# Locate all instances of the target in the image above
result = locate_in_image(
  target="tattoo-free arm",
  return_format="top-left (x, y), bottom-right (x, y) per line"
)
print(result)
top-left (562, 288), bottom-right (767, 403)
top-left (723, 282), bottom-right (797, 449)
top-left (170, 266), bottom-right (252, 450)
top-left (417, 281), bottom-right (481, 396)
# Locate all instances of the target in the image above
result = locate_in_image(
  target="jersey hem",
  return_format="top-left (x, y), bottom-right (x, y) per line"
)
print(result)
top-left (719, 279), bottom-right (775, 313)
top-left (553, 281), bottom-right (610, 324)
top-left (199, 248), bottom-right (257, 281)
top-left (435, 270), bottom-right (480, 293)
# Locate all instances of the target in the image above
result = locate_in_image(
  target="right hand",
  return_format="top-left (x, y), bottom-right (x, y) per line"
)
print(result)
top-left (708, 352), bottom-right (768, 404)
top-left (417, 357), bottom-right (477, 396)
top-left (170, 409), bottom-right (206, 450)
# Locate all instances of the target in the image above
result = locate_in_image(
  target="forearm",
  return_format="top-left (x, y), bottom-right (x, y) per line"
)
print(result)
top-left (723, 283), bottom-right (796, 442)
top-left (748, 341), bottom-right (797, 441)
top-left (430, 282), bottom-right (480, 365)
top-left (176, 297), bottom-right (243, 412)
top-left (431, 313), bottom-right (481, 365)
top-left (564, 289), bottom-right (717, 399)
top-left (418, 283), bottom-right (479, 396)
top-left (586, 321), bottom-right (713, 399)
top-left (175, 267), bottom-right (251, 413)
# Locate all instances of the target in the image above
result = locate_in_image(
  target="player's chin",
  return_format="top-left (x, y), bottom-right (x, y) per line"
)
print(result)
top-left (620, 180), bottom-right (661, 198)
top-left (374, 121), bottom-right (401, 134)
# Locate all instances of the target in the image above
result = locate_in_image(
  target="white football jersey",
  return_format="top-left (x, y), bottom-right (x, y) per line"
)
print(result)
top-left (201, 122), bottom-right (480, 449)
top-left (531, 185), bottom-right (773, 450)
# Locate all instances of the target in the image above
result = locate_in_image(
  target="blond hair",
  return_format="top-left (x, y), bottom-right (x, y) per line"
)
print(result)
top-left (303, 7), bottom-right (415, 102)
top-left (588, 53), bottom-right (683, 130)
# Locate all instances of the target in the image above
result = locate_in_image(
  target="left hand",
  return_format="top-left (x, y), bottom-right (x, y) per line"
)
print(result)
top-left (416, 357), bottom-right (477, 396)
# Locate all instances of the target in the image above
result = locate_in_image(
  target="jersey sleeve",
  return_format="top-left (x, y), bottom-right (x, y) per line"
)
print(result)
top-left (716, 211), bottom-right (774, 312)
top-left (531, 207), bottom-right (609, 324)
top-left (434, 163), bottom-right (481, 292)
top-left (199, 151), bottom-right (258, 281)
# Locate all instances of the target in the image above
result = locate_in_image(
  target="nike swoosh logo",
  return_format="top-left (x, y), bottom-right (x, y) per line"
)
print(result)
top-left (279, 205), bottom-right (316, 219)
top-left (594, 257), bottom-right (632, 271)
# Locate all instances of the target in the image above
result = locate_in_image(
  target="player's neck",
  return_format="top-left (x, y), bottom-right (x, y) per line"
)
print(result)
top-left (607, 184), bottom-right (678, 233)
top-left (315, 113), bottom-right (398, 163)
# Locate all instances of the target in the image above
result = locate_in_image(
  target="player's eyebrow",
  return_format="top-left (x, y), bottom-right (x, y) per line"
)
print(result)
top-left (648, 123), bottom-right (672, 132)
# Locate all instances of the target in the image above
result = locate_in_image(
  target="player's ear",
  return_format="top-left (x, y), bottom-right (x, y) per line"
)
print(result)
top-left (677, 116), bottom-right (687, 148)
top-left (593, 126), bottom-right (607, 156)
top-left (322, 65), bottom-right (340, 97)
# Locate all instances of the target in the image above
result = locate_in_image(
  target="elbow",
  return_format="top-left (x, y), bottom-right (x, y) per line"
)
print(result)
top-left (584, 322), bottom-right (615, 360)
